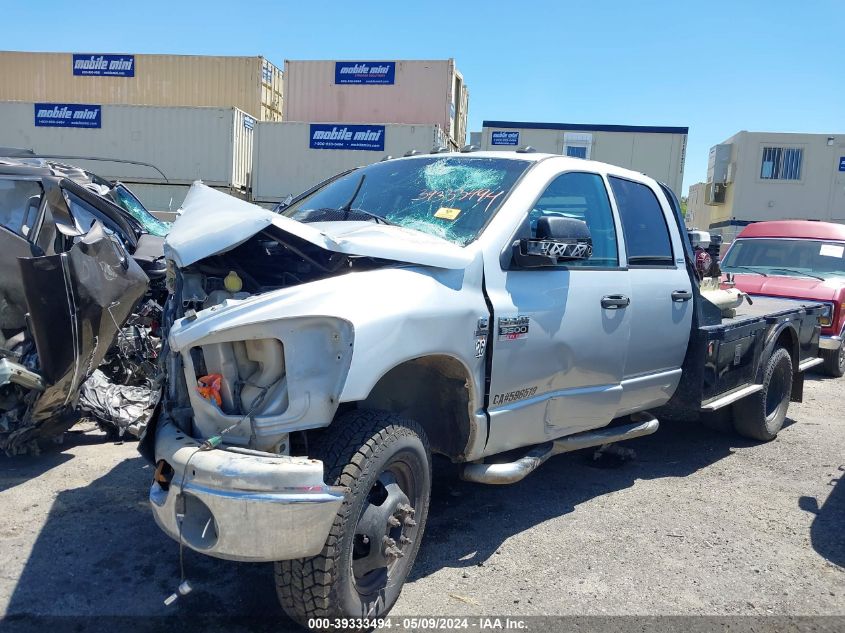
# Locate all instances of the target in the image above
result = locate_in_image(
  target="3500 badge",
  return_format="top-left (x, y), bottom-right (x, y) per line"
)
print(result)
top-left (498, 316), bottom-right (529, 341)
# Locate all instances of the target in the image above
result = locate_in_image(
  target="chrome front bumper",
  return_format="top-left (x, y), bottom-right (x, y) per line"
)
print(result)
top-left (150, 420), bottom-right (343, 562)
top-left (820, 335), bottom-right (842, 351)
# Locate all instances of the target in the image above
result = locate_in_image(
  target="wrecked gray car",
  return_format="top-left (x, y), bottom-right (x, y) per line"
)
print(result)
top-left (0, 157), bottom-right (164, 453)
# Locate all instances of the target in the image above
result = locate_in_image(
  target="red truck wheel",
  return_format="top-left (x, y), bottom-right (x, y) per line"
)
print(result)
top-left (732, 347), bottom-right (792, 441)
top-left (821, 345), bottom-right (845, 378)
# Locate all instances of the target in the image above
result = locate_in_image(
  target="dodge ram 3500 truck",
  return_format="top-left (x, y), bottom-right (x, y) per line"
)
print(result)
top-left (143, 152), bottom-right (823, 625)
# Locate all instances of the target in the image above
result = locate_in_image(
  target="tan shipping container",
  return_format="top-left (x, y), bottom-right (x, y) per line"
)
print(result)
top-left (283, 59), bottom-right (468, 148)
top-left (0, 51), bottom-right (283, 121)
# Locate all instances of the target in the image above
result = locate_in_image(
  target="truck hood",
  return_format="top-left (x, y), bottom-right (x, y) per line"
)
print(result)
top-left (728, 273), bottom-right (845, 302)
top-left (164, 182), bottom-right (472, 270)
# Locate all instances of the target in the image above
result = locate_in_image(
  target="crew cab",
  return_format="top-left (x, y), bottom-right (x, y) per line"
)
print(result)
top-left (721, 220), bottom-right (845, 376)
top-left (145, 153), bottom-right (823, 625)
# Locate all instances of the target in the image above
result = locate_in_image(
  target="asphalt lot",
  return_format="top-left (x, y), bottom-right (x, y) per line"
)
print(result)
top-left (0, 372), bottom-right (842, 631)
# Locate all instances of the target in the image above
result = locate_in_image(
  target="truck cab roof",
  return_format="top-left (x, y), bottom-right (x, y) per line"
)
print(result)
top-left (737, 220), bottom-right (845, 242)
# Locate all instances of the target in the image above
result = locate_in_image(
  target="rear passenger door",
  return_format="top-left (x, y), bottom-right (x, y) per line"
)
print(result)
top-left (607, 176), bottom-right (693, 414)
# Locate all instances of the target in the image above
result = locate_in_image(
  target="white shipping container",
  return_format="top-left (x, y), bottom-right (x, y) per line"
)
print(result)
top-left (126, 183), bottom-right (247, 219)
top-left (0, 102), bottom-right (254, 188)
top-left (283, 60), bottom-right (468, 148)
top-left (252, 121), bottom-right (446, 202)
top-left (123, 183), bottom-right (191, 214)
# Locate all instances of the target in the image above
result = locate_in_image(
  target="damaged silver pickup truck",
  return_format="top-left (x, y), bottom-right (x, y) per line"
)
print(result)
top-left (146, 153), bottom-right (822, 624)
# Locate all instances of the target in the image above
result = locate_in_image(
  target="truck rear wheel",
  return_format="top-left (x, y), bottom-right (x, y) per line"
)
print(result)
top-left (276, 410), bottom-right (431, 625)
top-left (732, 346), bottom-right (792, 441)
top-left (821, 345), bottom-right (845, 378)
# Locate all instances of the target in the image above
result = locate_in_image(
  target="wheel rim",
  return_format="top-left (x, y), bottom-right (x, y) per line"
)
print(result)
top-left (351, 454), bottom-right (421, 596)
top-left (765, 357), bottom-right (790, 419)
top-left (838, 345), bottom-right (845, 372)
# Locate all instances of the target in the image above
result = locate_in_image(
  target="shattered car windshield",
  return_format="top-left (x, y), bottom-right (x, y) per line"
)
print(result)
top-left (282, 156), bottom-right (531, 245)
top-left (112, 184), bottom-right (171, 237)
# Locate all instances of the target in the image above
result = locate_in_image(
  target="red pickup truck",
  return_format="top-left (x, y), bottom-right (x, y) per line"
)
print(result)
top-left (721, 220), bottom-right (845, 377)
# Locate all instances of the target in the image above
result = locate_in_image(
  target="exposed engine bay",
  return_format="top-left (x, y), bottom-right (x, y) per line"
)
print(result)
top-left (151, 225), bottom-right (388, 454)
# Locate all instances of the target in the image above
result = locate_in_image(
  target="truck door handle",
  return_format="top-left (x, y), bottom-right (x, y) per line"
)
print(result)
top-left (601, 294), bottom-right (630, 309)
top-left (671, 290), bottom-right (693, 302)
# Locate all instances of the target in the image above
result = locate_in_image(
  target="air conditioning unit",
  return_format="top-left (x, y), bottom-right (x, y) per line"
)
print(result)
top-left (705, 182), bottom-right (726, 205)
top-left (707, 144), bottom-right (732, 183)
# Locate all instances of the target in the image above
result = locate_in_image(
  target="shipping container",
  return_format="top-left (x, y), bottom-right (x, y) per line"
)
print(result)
top-left (252, 121), bottom-right (446, 202)
top-left (480, 121), bottom-right (688, 195)
top-left (123, 183), bottom-right (191, 215)
top-left (0, 102), bottom-right (254, 189)
top-left (283, 60), bottom-right (468, 149)
top-left (126, 183), bottom-right (246, 218)
top-left (0, 51), bottom-right (283, 121)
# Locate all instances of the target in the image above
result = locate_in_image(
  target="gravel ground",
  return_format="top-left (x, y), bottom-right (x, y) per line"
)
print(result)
top-left (0, 373), bottom-right (842, 630)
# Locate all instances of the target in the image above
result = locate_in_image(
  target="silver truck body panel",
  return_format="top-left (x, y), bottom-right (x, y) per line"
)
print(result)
top-left (167, 259), bottom-right (489, 453)
top-left (478, 157), bottom-right (693, 454)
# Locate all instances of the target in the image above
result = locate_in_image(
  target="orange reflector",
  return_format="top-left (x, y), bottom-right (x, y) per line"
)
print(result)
top-left (154, 459), bottom-right (174, 486)
top-left (197, 373), bottom-right (223, 406)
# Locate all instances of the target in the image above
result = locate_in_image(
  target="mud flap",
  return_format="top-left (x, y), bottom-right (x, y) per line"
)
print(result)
top-left (791, 369), bottom-right (804, 403)
top-left (18, 223), bottom-right (149, 422)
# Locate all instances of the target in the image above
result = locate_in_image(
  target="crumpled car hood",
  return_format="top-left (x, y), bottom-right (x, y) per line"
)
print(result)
top-left (164, 182), bottom-right (473, 270)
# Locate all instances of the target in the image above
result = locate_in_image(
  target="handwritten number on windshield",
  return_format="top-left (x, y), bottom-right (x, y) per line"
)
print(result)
top-left (413, 189), bottom-right (506, 212)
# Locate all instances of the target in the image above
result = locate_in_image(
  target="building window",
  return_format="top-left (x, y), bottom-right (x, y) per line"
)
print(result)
top-left (563, 132), bottom-right (592, 160)
top-left (760, 147), bottom-right (803, 180)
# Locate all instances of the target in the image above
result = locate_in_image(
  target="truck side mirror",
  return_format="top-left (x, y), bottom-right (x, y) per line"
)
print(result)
top-left (512, 216), bottom-right (593, 268)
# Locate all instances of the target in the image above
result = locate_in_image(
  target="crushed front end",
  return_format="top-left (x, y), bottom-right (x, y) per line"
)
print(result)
top-left (147, 187), bottom-right (374, 562)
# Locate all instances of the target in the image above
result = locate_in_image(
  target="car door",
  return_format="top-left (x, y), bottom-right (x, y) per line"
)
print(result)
top-left (0, 176), bottom-right (45, 330)
top-left (606, 176), bottom-right (693, 414)
top-left (483, 170), bottom-right (632, 454)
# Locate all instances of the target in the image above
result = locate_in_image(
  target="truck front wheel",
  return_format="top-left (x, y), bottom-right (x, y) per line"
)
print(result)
top-left (821, 345), bottom-right (845, 378)
top-left (276, 410), bottom-right (431, 625)
top-left (732, 346), bottom-right (792, 441)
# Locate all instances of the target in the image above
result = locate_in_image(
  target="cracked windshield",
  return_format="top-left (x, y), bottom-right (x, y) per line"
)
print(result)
top-left (282, 156), bottom-right (531, 245)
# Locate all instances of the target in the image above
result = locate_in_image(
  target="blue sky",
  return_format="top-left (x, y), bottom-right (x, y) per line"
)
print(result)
top-left (2, 0), bottom-right (843, 194)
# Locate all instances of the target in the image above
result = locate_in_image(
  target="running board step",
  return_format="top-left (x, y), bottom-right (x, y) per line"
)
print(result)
top-left (461, 413), bottom-right (659, 485)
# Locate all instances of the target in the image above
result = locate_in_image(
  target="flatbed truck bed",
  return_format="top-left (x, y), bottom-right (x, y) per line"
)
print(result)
top-left (662, 293), bottom-right (824, 420)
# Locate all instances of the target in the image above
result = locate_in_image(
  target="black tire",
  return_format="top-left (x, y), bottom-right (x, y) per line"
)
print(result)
top-left (276, 410), bottom-right (431, 625)
top-left (732, 346), bottom-right (793, 441)
top-left (821, 345), bottom-right (845, 378)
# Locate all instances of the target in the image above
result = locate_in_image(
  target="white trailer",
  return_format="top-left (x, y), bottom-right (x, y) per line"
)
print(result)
top-left (251, 121), bottom-right (446, 202)
top-left (0, 102), bottom-right (254, 189)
